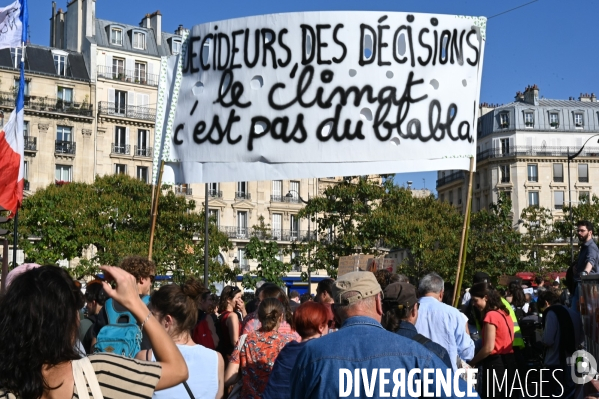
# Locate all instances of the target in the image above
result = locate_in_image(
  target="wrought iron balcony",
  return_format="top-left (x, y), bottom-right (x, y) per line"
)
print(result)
top-left (476, 146), bottom-right (599, 162)
top-left (134, 146), bottom-right (153, 157)
top-left (235, 191), bottom-right (251, 200)
top-left (98, 102), bottom-right (156, 122)
top-left (97, 65), bottom-right (160, 87)
top-left (111, 143), bottom-right (130, 155)
top-left (0, 92), bottom-right (93, 116)
top-left (239, 263), bottom-right (250, 272)
top-left (218, 226), bottom-right (317, 241)
top-left (24, 181), bottom-right (29, 190)
top-left (24, 136), bottom-right (37, 151)
top-left (436, 171), bottom-right (465, 188)
top-left (208, 189), bottom-right (223, 198)
top-left (270, 195), bottom-right (303, 203)
top-left (55, 140), bottom-right (76, 155)
top-left (175, 186), bottom-right (193, 196)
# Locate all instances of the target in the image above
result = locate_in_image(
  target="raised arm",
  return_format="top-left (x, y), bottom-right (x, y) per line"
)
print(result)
top-left (100, 266), bottom-right (188, 390)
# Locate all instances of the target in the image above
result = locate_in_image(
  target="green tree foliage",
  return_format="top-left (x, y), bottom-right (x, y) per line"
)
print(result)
top-left (467, 193), bottom-right (524, 283)
top-left (519, 205), bottom-right (558, 274)
top-left (18, 175), bottom-right (236, 285)
top-left (242, 216), bottom-right (292, 288)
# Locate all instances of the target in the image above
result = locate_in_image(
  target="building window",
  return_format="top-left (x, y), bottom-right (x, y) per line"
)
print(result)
top-left (476, 197), bottom-right (480, 211)
top-left (290, 215), bottom-right (299, 239)
top-left (475, 173), bottom-right (480, 189)
top-left (136, 129), bottom-right (149, 156)
top-left (500, 138), bottom-right (510, 155)
top-left (528, 191), bottom-right (539, 207)
top-left (134, 62), bottom-right (146, 83)
top-left (237, 211), bottom-right (248, 237)
top-left (172, 39), bottom-right (182, 55)
top-left (289, 181), bottom-right (300, 200)
top-left (272, 180), bottom-right (282, 201)
top-left (53, 54), bottom-right (68, 76)
top-left (137, 166), bottom-right (148, 183)
top-left (549, 113), bottom-right (559, 128)
top-left (448, 190), bottom-right (453, 206)
top-left (56, 125), bottom-right (72, 143)
top-left (553, 163), bottom-right (564, 183)
top-left (579, 164), bottom-right (589, 183)
top-left (457, 187), bottom-right (462, 205)
top-left (13, 78), bottom-right (29, 96)
top-left (500, 165), bottom-right (510, 183)
top-left (10, 47), bottom-right (23, 68)
top-left (114, 90), bottom-right (126, 114)
top-left (55, 164), bottom-right (72, 182)
top-left (23, 120), bottom-right (29, 136)
top-left (114, 126), bottom-right (127, 154)
top-left (272, 213), bottom-right (282, 239)
top-left (524, 112), bottom-right (534, 127)
top-left (238, 248), bottom-right (247, 268)
top-left (208, 209), bottom-right (219, 227)
top-left (133, 32), bottom-right (146, 50)
top-left (499, 113), bottom-right (509, 128)
top-left (574, 113), bottom-right (584, 128)
top-left (554, 191), bottom-right (564, 210)
top-left (527, 164), bottom-right (538, 182)
top-left (112, 58), bottom-right (125, 79)
top-left (440, 194), bottom-right (444, 202)
top-left (236, 182), bottom-right (248, 199)
top-left (111, 28), bottom-right (123, 45)
top-left (57, 86), bottom-right (73, 106)
top-left (115, 164), bottom-right (127, 174)
top-left (579, 191), bottom-right (590, 204)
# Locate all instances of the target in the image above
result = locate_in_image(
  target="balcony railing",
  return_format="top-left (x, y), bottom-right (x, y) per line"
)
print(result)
top-left (134, 146), bottom-right (153, 157)
top-left (0, 92), bottom-right (93, 116)
top-left (235, 191), bottom-right (251, 200)
top-left (218, 226), bottom-right (316, 241)
top-left (55, 140), bottom-right (76, 155)
top-left (477, 146), bottom-right (599, 162)
top-left (208, 189), bottom-right (223, 198)
top-left (270, 195), bottom-right (303, 203)
top-left (97, 65), bottom-right (159, 87)
top-left (436, 171), bottom-right (465, 188)
top-left (24, 136), bottom-right (37, 151)
top-left (111, 143), bottom-right (130, 155)
top-left (175, 186), bottom-right (193, 196)
top-left (239, 263), bottom-right (250, 272)
top-left (98, 102), bottom-right (156, 122)
top-left (24, 181), bottom-right (29, 190)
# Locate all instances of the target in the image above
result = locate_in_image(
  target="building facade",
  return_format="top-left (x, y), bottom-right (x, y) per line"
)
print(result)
top-left (437, 86), bottom-right (599, 228)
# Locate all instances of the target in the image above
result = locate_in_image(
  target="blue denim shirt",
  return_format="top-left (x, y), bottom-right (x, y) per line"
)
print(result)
top-left (290, 316), bottom-right (478, 399)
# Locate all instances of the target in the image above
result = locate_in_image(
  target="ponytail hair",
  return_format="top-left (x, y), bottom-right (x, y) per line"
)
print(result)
top-left (150, 281), bottom-right (199, 336)
top-left (258, 297), bottom-right (285, 332)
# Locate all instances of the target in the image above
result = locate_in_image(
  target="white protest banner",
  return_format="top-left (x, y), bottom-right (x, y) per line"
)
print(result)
top-left (155, 11), bottom-right (486, 183)
top-left (0, 0), bottom-right (22, 50)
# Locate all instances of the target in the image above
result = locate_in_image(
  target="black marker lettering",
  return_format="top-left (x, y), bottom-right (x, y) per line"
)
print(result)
top-left (261, 28), bottom-right (277, 68)
top-left (332, 24), bottom-right (347, 63)
top-left (244, 29), bottom-right (260, 68)
top-left (316, 24), bottom-right (332, 65)
top-left (466, 29), bottom-right (479, 66)
top-left (277, 29), bottom-right (291, 67)
top-left (230, 29), bottom-right (244, 69)
top-left (417, 28), bottom-right (432, 66)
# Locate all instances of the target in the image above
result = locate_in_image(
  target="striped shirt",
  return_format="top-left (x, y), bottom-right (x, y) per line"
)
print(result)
top-left (0, 353), bottom-right (162, 399)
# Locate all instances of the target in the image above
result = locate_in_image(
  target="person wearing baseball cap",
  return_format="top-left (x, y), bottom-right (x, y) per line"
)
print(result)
top-left (290, 271), bottom-right (471, 399)
top-left (381, 282), bottom-right (452, 369)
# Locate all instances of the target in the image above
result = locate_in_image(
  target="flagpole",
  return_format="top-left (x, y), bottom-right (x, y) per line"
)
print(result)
top-left (12, 210), bottom-right (17, 268)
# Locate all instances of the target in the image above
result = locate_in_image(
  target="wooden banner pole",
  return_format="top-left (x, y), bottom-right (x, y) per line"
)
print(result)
top-left (453, 156), bottom-right (475, 307)
top-left (148, 161), bottom-right (165, 261)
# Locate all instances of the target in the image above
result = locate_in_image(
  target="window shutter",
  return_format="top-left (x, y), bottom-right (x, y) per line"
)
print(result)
top-left (105, 54), bottom-right (112, 71)
top-left (576, 137), bottom-right (583, 148)
top-left (126, 57), bottom-right (134, 75)
top-left (509, 137), bottom-right (515, 151)
top-left (148, 62), bottom-right (154, 82)
top-left (108, 88), bottom-right (115, 103)
top-left (136, 93), bottom-right (143, 107)
top-left (127, 91), bottom-right (135, 107)
top-left (125, 127), bottom-right (130, 147)
top-left (145, 130), bottom-right (149, 149)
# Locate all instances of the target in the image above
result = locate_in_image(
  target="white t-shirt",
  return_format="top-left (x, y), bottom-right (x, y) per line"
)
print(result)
top-left (152, 344), bottom-right (219, 399)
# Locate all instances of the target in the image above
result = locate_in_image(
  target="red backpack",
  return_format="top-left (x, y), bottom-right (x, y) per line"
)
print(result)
top-left (192, 313), bottom-right (215, 350)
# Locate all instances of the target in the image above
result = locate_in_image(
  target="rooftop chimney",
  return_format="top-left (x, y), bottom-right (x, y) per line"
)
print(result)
top-left (523, 84), bottom-right (539, 106)
top-left (580, 93), bottom-right (592, 102)
top-left (514, 91), bottom-right (524, 102)
top-left (592, 93), bottom-right (597, 102)
top-left (150, 11), bottom-right (162, 45)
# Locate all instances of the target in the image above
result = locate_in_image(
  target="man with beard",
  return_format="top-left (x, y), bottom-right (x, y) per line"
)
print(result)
top-left (571, 220), bottom-right (599, 311)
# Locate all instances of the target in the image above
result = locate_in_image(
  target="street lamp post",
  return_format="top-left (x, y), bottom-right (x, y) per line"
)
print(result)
top-left (286, 190), bottom-right (311, 295)
top-left (567, 134), bottom-right (599, 263)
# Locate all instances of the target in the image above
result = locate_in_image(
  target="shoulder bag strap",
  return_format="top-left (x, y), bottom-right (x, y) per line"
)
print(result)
top-left (72, 357), bottom-right (104, 399)
top-left (497, 310), bottom-right (513, 341)
top-left (182, 381), bottom-right (196, 399)
top-left (413, 333), bottom-right (431, 346)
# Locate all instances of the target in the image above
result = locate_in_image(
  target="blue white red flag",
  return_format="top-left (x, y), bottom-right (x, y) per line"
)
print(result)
top-left (0, 0), bottom-right (27, 217)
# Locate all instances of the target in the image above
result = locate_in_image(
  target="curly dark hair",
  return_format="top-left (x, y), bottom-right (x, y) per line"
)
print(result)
top-left (218, 285), bottom-right (241, 313)
top-left (469, 282), bottom-right (509, 318)
top-left (374, 270), bottom-right (393, 290)
top-left (118, 256), bottom-right (156, 282)
top-left (0, 265), bottom-right (85, 399)
top-left (508, 281), bottom-right (526, 308)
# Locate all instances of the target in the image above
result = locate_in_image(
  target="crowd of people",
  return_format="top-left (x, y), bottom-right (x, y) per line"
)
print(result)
top-left (0, 219), bottom-right (595, 399)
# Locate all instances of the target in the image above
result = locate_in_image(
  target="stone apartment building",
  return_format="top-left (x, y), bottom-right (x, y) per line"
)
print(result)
top-left (437, 85), bottom-right (599, 230)
top-left (5, 0), bottom-right (348, 292)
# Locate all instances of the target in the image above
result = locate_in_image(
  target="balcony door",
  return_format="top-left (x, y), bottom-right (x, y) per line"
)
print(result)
top-left (290, 214), bottom-right (299, 239)
top-left (114, 90), bottom-right (126, 114)
top-left (137, 129), bottom-right (149, 156)
top-left (114, 126), bottom-right (128, 154)
top-left (237, 211), bottom-right (248, 238)
top-left (272, 213), bottom-right (282, 239)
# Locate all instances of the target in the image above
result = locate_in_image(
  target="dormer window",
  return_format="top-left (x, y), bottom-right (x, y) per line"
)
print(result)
top-left (499, 112), bottom-right (509, 129)
top-left (172, 39), bottom-right (182, 55)
top-left (111, 28), bottom-right (123, 45)
top-left (549, 112), bottom-right (559, 128)
top-left (524, 112), bottom-right (534, 128)
top-left (133, 32), bottom-right (146, 50)
top-left (574, 113), bottom-right (584, 128)
top-left (52, 50), bottom-right (69, 76)
top-left (10, 47), bottom-right (23, 68)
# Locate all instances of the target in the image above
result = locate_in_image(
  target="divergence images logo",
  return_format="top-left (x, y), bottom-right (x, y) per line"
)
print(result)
top-left (570, 350), bottom-right (599, 384)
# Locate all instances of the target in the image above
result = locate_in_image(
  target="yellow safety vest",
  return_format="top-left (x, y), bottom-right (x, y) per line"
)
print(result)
top-left (501, 297), bottom-right (525, 349)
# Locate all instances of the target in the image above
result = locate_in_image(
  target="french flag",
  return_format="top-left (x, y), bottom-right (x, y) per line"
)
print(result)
top-left (0, 0), bottom-right (27, 217)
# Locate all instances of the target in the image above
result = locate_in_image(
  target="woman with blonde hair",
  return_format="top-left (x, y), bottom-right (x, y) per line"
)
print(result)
top-left (224, 298), bottom-right (298, 399)
top-left (137, 280), bottom-right (224, 399)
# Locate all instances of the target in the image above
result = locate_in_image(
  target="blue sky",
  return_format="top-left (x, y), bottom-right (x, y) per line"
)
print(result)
top-left (27, 0), bottom-right (599, 194)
